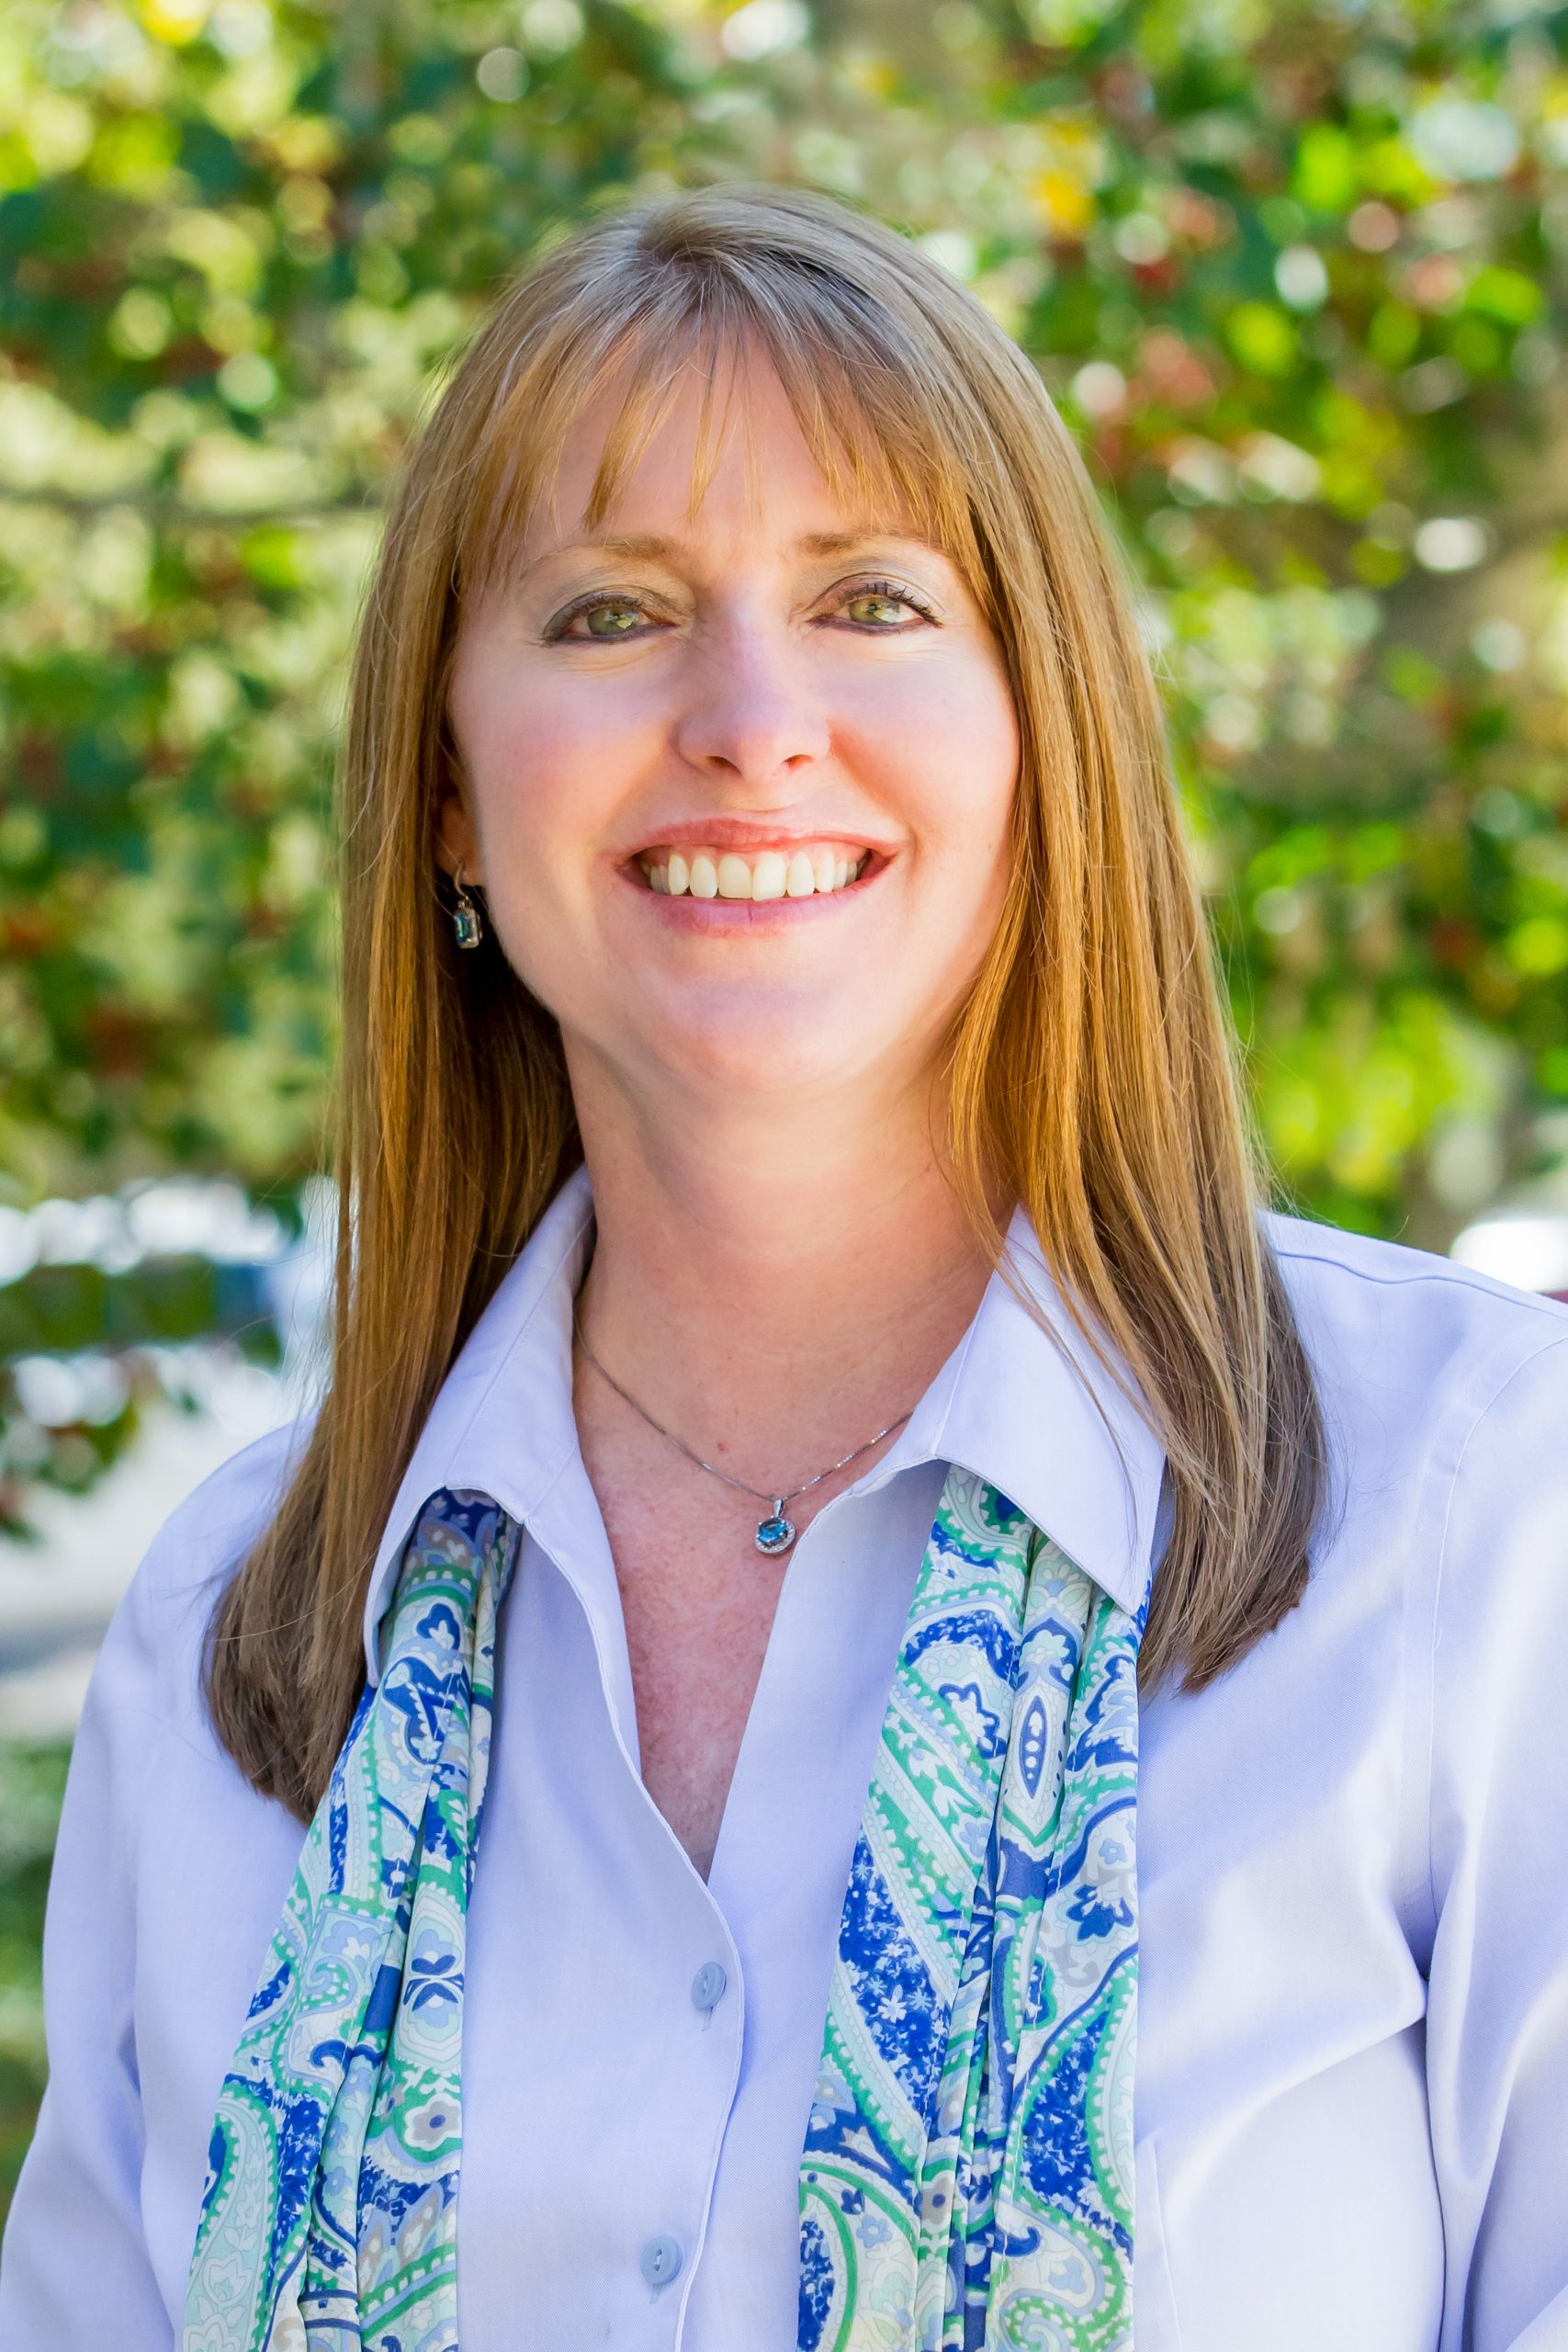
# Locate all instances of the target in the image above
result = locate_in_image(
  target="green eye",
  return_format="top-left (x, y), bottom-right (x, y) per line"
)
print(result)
top-left (836, 577), bottom-right (936, 628)
top-left (581, 600), bottom-right (644, 638)
top-left (844, 591), bottom-right (911, 627)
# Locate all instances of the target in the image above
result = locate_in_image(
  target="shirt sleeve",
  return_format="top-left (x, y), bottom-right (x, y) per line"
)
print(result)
top-left (1423, 1329), bottom-right (1568, 2352)
top-left (0, 1576), bottom-right (175, 2350)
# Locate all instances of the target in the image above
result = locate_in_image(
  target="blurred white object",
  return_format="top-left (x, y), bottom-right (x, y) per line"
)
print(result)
top-left (1450, 1211), bottom-right (1568, 1296)
top-left (0, 1178), bottom-right (334, 1742)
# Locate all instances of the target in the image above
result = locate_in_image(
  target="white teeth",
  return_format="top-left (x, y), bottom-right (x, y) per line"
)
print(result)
top-left (643, 846), bottom-right (869, 900)
top-left (750, 851), bottom-right (787, 900)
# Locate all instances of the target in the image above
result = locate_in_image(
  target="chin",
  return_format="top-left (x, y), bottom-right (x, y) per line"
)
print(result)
top-left (635, 1003), bottom-right (895, 1102)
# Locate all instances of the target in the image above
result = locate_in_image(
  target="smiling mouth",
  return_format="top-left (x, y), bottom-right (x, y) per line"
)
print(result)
top-left (636, 845), bottom-right (871, 901)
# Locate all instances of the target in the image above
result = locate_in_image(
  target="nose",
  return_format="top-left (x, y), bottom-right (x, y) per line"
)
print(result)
top-left (671, 618), bottom-right (830, 790)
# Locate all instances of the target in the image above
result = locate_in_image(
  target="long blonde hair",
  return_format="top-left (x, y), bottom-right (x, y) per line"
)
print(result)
top-left (207, 184), bottom-right (1325, 1821)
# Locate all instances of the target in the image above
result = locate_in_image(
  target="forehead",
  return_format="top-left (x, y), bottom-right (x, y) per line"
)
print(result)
top-left (527, 341), bottom-right (921, 559)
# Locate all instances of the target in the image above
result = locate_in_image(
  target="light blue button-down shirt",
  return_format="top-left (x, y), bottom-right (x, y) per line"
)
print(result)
top-left (4, 1163), bottom-right (1568, 2349)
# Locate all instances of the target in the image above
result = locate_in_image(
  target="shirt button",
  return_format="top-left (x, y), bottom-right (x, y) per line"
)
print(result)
top-left (690, 1961), bottom-right (728, 2012)
top-left (640, 2234), bottom-right (682, 2289)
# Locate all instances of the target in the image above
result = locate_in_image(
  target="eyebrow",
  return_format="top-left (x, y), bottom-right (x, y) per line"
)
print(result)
top-left (519, 526), bottom-right (938, 576)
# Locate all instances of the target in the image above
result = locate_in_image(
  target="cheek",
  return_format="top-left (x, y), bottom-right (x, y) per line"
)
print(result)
top-left (955, 659), bottom-right (1022, 812)
top-left (857, 639), bottom-right (1017, 786)
top-left (450, 604), bottom-right (661, 837)
top-left (509, 669), bottom-right (652, 767)
top-left (863, 660), bottom-right (1019, 894)
top-left (915, 703), bottom-right (1019, 983)
top-left (460, 683), bottom-right (633, 888)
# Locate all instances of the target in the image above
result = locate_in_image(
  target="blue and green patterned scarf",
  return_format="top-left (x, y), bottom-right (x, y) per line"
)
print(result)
top-left (185, 1468), bottom-right (1144, 2352)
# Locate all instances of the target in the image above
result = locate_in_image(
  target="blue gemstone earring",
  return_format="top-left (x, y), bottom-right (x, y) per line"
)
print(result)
top-left (451, 860), bottom-right (484, 951)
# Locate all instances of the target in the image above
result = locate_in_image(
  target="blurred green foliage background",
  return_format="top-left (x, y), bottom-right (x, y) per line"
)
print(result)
top-left (0, 1745), bottom-right (66, 2217)
top-left (2, 0), bottom-right (1567, 2223)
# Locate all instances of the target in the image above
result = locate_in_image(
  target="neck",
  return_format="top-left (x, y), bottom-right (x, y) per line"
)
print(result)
top-left (568, 1054), bottom-right (1002, 1474)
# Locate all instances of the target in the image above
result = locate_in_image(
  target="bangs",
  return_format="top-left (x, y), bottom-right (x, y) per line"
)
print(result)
top-left (456, 263), bottom-right (989, 607)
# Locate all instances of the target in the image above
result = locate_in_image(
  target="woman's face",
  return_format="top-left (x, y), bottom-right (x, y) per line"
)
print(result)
top-left (444, 346), bottom-right (1020, 1116)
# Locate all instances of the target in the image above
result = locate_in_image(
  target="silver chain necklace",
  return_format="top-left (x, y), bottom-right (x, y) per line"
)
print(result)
top-left (573, 1318), bottom-right (913, 1556)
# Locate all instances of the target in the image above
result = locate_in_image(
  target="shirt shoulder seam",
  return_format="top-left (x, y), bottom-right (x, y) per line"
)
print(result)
top-left (1269, 1227), bottom-right (1568, 1312)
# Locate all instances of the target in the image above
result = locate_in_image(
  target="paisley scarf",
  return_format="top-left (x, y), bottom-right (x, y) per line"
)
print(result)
top-left (184, 1468), bottom-right (1144, 2352)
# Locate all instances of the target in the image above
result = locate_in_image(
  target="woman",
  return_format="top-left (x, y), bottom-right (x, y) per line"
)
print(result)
top-left (2, 184), bottom-right (1565, 2352)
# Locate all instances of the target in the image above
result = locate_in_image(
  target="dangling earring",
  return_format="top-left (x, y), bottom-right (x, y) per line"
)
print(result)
top-left (451, 859), bottom-right (484, 951)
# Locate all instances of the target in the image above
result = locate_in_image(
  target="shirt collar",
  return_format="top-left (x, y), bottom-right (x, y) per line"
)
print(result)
top-left (360, 1170), bottom-right (1164, 1681)
top-left (886, 1205), bottom-right (1165, 1621)
top-left (360, 1164), bottom-right (595, 1681)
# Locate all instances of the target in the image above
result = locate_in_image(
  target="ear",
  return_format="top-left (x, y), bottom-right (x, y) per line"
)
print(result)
top-left (434, 730), bottom-right (483, 886)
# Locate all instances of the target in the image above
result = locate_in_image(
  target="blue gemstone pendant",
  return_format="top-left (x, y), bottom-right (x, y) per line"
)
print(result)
top-left (755, 1507), bottom-right (796, 1555)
